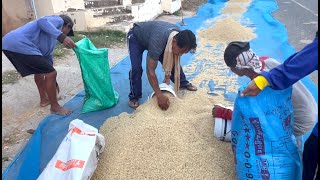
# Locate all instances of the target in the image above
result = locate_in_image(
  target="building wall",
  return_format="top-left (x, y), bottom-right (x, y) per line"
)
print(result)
top-left (162, 0), bottom-right (181, 14)
top-left (51, 0), bottom-right (85, 13)
top-left (51, 0), bottom-right (70, 13)
top-left (64, 10), bottom-right (115, 31)
top-left (34, 0), bottom-right (85, 17)
top-left (68, 0), bottom-right (181, 31)
top-left (130, 0), bottom-right (162, 22)
top-left (2, 0), bottom-right (181, 36)
top-left (63, 11), bottom-right (88, 31)
top-left (120, 0), bottom-right (131, 6)
top-left (34, 0), bottom-right (54, 17)
top-left (2, 0), bottom-right (35, 36)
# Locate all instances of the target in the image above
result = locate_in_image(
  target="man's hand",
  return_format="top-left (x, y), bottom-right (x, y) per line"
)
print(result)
top-left (146, 58), bottom-right (170, 110)
top-left (156, 92), bottom-right (170, 110)
top-left (163, 78), bottom-right (170, 85)
top-left (163, 74), bottom-right (170, 85)
top-left (63, 37), bottom-right (76, 49)
top-left (241, 80), bottom-right (261, 96)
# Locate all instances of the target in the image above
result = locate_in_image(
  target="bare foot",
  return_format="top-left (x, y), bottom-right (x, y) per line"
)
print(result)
top-left (50, 106), bottom-right (72, 116)
top-left (40, 99), bottom-right (50, 107)
top-left (128, 100), bottom-right (139, 109)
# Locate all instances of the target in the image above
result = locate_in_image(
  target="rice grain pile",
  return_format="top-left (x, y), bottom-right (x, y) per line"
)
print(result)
top-left (92, 91), bottom-right (235, 180)
top-left (185, 14), bottom-right (257, 97)
top-left (198, 18), bottom-right (256, 47)
top-left (220, 3), bottom-right (246, 14)
top-left (91, 0), bottom-right (258, 179)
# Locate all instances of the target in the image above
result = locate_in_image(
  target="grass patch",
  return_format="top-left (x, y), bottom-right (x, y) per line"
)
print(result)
top-left (2, 70), bottom-right (21, 85)
top-left (2, 70), bottom-right (22, 94)
top-left (173, 10), bottom-right (182, 16)
top-left (53, 44), bottom-right (69, 58)
top-left (53, 29), bottom-right (126, 58)
top-left (74, 29), bottom-right (126, 48)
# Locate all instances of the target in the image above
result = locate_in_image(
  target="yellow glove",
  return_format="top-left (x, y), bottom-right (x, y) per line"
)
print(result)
top-left (253, 75), bottom-right (270, 90)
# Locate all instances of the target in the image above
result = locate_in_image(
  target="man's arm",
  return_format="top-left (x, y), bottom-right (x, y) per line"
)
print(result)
top-left (37, 16), bottom-right (75, 48)
top-left (261, 36), bottom-right (318, 90)
top-left (242, 36), bottom-right (318, 96)
top-left (163, 74), bottom-right (171, 85)
top-left (37, 16), bottom-right (64, 40)
top-left (147, 58), bottom-right (161, 95)
top-left (146, 57), bottom-right (170, 110)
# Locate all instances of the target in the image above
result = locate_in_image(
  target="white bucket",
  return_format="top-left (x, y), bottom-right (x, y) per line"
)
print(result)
top-left (214, 117), bottom-right (232, 142)
top-left (148, 83), bottom-right (177, 100)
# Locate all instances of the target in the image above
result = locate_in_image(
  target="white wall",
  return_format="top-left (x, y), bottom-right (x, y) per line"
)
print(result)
top-left (162, 0), bottom-right (181, 14)
top-left (130, 0), bottom-right (162, 22)
top-left (63, 11), bottom-right (87, 31)
top-left (121, 0), bottom-right (132, 6)
top-left (35, 0), bottom-right (85, 17)
top-left (64, 10), bottom-right (115, 31)
top-left (34, 0), bottom-right (181, 32)
top-left (51, 0), bottom-right (85, 13)
top-left (34, 0), bottom-right (54, 17)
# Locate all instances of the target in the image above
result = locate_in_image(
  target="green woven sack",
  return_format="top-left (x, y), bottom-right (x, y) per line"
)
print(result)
top-left (73, 38), bottom-right (119, 113)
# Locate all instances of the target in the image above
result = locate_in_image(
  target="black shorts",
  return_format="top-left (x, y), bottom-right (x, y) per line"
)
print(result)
top-left (2, 50), bottom-right (55, 77)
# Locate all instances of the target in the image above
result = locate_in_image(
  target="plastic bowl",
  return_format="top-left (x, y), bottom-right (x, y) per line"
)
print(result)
top-left (148, 83), bottom-right (177, 100)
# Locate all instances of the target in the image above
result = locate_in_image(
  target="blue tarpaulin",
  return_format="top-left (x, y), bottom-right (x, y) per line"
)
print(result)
top-left (3, 0), bottom-right (317, 179)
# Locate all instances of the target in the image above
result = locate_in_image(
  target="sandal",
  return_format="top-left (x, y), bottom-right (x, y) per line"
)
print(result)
top-left (182, 83), bottom-right (197, 91)
top-left (128, 99), bottom-right (139, 109)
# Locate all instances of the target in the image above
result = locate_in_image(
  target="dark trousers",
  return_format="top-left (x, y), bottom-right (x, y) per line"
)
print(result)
top-left (127, 28), bottom-right (189, 101)
top-left (303, 133), bottom-right (318, 180)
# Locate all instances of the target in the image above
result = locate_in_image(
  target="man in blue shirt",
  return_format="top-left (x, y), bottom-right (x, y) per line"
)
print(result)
top-left (241, 31), bottom-right (318, 180)
top-left (2, 15), bottom-right (76, 115)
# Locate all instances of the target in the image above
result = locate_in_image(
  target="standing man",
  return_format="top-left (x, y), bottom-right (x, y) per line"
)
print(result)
top-left (127, 21), bottom-right (197, 110)
top-left (240, 32), bottom-right (318, 180)
top-left (2, 14), bottom-right (76, 115)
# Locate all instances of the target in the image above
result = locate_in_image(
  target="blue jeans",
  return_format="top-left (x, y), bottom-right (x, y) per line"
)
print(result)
top-left (127, 28), bottom-right (189, 101)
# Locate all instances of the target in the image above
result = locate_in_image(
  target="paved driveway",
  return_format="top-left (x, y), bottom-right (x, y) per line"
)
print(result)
top-left (273, 0), bottom-right (318, 85)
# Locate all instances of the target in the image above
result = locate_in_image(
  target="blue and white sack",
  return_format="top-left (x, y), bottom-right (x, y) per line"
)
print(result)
top-left (231, 85), bottom-right (301, 180)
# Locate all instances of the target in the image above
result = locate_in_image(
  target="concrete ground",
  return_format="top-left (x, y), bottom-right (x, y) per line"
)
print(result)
top-left (274, 0), bottom-right (318, 86)
top-left (1, 48), bottom-right (128, 172)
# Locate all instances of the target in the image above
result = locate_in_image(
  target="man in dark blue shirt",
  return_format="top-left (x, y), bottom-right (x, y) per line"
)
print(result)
top-left (2, 15), bottom-right (76, 115)
top-left (127, 21), bottom-right (197, 110)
